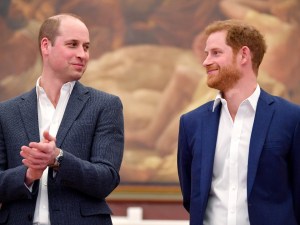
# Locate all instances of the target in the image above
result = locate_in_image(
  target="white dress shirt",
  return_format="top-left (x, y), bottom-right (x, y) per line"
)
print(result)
top-left (204, 85), bottom-right (260, 225)
top-left (33, 78), bottom-right (75, 225)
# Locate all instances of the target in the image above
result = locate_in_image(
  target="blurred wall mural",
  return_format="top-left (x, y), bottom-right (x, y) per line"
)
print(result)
top-left (1, 0), bottom-right (300, 185)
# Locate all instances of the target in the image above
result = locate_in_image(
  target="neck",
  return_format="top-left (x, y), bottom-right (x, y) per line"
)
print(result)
top-left (222, 78), bottom-right (257, 120)
top-left (39, 75), bottom-right (65, 107)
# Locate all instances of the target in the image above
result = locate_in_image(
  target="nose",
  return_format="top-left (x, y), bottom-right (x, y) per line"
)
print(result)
top-left (202, 56), bottom-right (208, 67)
top-left (202, 55), bottom-right (210, 67)
top-left (76, 46), bottom-right (89, 59)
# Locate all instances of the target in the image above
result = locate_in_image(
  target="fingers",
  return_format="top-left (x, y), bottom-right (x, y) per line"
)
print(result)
top-left (21, 131), bottom-right (58, 169)
top-left (20, 146), bottom-right (50, 169)
top-left (28, 139), bottom-right (56, 154)
top-left (22, 158), bottom-right (47, 170)
top-left (28, 131), bottom-right (57, 153)
top-left (43, 130), bottom-right (56, 142)
top-left (29, 141), bottom-right (48, 152)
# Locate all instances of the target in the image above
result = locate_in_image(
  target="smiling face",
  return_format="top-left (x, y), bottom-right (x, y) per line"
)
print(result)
top-left (41, 16), bottom-right (90, 83)
top-left (203, 31), bottom-right (241, 92)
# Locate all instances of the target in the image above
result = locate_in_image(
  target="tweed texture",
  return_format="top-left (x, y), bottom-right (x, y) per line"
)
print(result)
top-left (0, 82), bottom-right (124, 225)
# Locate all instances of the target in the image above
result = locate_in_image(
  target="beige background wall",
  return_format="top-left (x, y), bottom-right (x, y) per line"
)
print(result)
top-left (1, 0), bottom-right (299, 219)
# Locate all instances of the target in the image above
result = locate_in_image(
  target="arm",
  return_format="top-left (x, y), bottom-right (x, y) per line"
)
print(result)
top-left (54, 95), bottom-right (124, 199)
top-left (177, 115), bottom-right (192, 212)
top-left (0, 105), bottom-right (40, 203)
top-left (291, 120), bottom-right (300, 223)
top-left (0, 165), bottom-right (39, 203)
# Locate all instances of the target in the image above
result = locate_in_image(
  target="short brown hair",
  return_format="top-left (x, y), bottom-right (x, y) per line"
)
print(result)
top-left (204, 19), bottom-right (267, 74)
top-left (38, 13), bottom-right (84, 55)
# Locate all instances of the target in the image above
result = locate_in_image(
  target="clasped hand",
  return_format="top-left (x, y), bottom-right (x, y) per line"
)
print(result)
top-left (20, 131), bottom-right (58, 184)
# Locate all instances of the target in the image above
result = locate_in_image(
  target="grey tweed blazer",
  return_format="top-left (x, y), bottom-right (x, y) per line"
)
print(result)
top-left (0, 81), bottom-right (124, 225)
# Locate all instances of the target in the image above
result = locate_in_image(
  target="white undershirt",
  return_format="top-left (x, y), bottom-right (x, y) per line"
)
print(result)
top-left (204, 85), bottom-right (260, 225)
top-left (33, 78), bottom-right (75, 225)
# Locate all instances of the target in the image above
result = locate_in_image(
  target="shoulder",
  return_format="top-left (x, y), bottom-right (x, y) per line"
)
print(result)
top-left (75, 82), bottom-right (123, 109)
top-left (260, 89), bottom-right (300, 110)
top-left (182, 100), bottom-right (214, 119)
top-left (0, 88), bottom-right (35, 110)
top-left (260, 89), bottom-right (300, 119)
top-left (179, 100), bottom-right (215, 130)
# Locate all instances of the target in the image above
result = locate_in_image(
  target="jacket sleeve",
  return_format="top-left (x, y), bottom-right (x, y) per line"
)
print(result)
top-left (177, 115), bottom-right (192, 212)
top-left (0, 110), bottom-right (39, 202)
top-left (291, 121), bottom-right (300, 223)
top-left (51, 95), bottom-right (124, 200)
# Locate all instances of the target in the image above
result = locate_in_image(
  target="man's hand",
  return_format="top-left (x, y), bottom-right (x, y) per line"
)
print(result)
top-left (20, 131), bottom-right (60, 186)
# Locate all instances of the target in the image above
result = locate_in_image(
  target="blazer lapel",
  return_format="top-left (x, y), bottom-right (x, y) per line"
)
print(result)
top-left (56, 82), bottom-right (90, 147)
top-left (200, 103), bottom-right (221, 205)
top-left (18, 89), bottom-right (40, 142)
top-left (247, 90), bottom-right (275, 197)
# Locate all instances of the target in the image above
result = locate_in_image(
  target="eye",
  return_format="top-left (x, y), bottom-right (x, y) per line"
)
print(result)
top-left (67, 42), bottom-right (77, 48)
top-left (83, 44), bottom-right (89, 52)
top-left (212, 50), bottom-right (221, 56)
top-left (66, 40), bottom-right (80, 48)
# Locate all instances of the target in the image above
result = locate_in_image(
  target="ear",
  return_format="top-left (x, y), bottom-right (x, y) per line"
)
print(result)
top-left (240, 46), bottom-right (251, 65)
top-left (40, 37), bottom-right (51, 55)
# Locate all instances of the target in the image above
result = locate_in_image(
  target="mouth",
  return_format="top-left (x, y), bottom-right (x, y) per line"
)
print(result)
top-left (205, 64), bottom-right (219, 75)
top-left (72, 63), bottom-right (85, 71)
top-left (206, 68), bottom-right (218, 75)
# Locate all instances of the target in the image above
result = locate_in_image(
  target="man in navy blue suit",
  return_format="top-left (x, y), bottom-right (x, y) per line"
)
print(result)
top-left (0, 14), bottom-right (124, 225)
top-left (177, 19), bottom-right (300, 225)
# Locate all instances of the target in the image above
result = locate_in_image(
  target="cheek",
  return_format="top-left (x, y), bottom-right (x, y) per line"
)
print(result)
top-left (49, 54), bottom-right (68, 69)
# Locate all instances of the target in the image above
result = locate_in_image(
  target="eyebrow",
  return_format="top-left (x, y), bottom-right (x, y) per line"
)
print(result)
top-left (65, 39), bottom-right (90, 44)
top-left (205, 47), bottom-right (222, 52)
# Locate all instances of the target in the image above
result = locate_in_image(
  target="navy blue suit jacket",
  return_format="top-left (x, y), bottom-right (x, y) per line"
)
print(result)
top-left (0, 82), bottom-right (124, 225)
top-left (178, 89), bottom-right (300, 225)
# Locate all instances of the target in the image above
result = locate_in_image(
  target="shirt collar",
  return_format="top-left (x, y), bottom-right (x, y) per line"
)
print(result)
top-left (212, 84), bottom-right (261, 112)
top-left (36, 77), bottom-right (76, 98)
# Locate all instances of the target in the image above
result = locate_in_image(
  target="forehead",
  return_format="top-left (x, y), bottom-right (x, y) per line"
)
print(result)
top-left (205, 31), bottom-right (228, 51)
top-left (57, 17), bottom-right (90, 42)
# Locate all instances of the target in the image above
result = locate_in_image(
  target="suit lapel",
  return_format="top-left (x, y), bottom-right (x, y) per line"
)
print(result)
top-left (56, 82), bottom-right (90, 147)
top-left (200, 103), bottom-right (221, 205)
top-left (247, 90), bottom-right (275, 197)
top-left (18, 89), bottom-right (40, 142)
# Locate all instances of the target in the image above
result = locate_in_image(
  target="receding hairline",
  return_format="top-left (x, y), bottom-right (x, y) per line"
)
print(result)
top-left (38, 13), bottom-right (88, 56)
top-left (48, 13), bottom-right (85, 23)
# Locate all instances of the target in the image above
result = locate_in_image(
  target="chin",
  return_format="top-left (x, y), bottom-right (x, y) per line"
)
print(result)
top-left (73, 72), bottom-right (84, 80)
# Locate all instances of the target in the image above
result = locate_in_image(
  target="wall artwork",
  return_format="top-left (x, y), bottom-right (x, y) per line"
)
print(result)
top-left (1, 0), bottom-right (299, 201)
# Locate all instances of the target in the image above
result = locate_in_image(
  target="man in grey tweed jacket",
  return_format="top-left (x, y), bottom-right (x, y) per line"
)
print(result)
top-left (0, 13), bottom-right (124, 225)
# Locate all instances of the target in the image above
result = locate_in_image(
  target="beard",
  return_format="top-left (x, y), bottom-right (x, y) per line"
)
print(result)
top-left (206, 62), bottom-right (241, 92)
